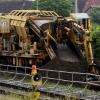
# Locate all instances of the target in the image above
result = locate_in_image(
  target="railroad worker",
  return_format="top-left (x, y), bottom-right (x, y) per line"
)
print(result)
top-left (31, 64), bottom-right (42, 86)
top-left (31, 65), bottom-right (42, 100)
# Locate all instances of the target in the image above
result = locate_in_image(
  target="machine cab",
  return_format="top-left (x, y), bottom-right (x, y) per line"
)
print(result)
top-left (70, 13), bottom-right (91, 30)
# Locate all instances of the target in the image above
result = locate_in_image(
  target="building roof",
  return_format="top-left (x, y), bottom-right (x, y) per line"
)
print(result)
top-left (78, 0), bottom-right (100, 13)
top-left (83, 0), bottom-right (100, 12)
top-left (0, 0), bottom-right (100, 14)
top-left (0, 1), bottom-right (33, 13)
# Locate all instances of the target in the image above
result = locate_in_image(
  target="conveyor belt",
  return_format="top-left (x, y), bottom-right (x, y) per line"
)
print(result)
top-left (57, 44), bottom-right (79, 62)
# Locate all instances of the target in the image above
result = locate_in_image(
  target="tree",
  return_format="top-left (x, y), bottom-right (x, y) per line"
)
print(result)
top-left (92, 24), bottom-right (100, 58)
top-left (90, 8), bottom-right (100, 58)
top-left (32, 0), bottom-right (74, 16)
top-left (90, 8), bottom-right (100, 24)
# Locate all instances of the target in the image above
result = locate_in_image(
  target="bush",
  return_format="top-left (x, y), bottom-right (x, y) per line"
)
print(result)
top-left (92, 24), bottom-right (100, 58)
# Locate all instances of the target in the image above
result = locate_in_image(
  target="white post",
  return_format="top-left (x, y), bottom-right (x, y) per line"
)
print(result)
top-left (37, 0), bottom-right (39, 11)
top-left (75, 0), bottom-right (78, 13)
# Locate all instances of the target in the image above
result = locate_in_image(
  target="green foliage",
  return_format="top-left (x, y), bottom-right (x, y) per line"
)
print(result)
top-left (32, 0), bottom-right (74, 16)
top-left (92, 24), bottom-right (100, 58)
top-left (90, 8), bottom-right (100, 24)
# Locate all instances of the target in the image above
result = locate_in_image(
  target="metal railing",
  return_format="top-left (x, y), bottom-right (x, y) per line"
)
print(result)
top-left (0, 64), bottom-right (32, 89)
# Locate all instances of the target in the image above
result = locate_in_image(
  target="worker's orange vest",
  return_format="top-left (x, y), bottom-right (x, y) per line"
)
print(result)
top-left (31, 65), bottom-right (37, 75)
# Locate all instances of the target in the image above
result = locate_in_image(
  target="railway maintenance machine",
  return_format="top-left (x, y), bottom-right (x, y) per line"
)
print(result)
top-left (0, 10), bottom-right (99, 99)
top-left (0, 10), bottom-right (99, 74)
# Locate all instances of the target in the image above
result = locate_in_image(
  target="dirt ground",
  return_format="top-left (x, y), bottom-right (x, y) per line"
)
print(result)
top-left (0, 94), bottom-right (23, 100)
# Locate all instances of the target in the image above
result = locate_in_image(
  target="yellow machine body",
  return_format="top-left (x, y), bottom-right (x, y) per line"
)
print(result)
top-left (0, 10), bottom-right (97, 74)
top-left (0, 16), bottom-right (10, 33)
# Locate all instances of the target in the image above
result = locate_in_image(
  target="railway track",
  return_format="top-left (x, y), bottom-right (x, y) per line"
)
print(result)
top-left (0, 64), bottom-right (100, 100)
top-left (0, 83), bottom-right (99, 99)
top-left (0, 81), bottom-right (100, 100)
